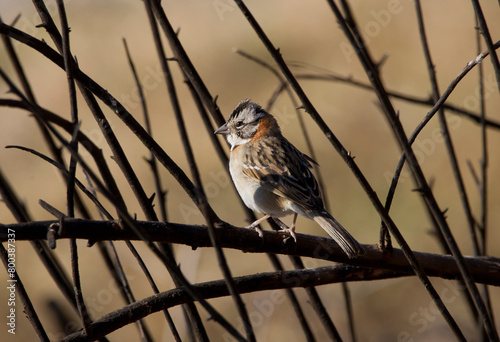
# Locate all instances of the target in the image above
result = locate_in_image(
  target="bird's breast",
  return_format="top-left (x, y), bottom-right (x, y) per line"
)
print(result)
top-left (229, 148), bottom-right (293, 217)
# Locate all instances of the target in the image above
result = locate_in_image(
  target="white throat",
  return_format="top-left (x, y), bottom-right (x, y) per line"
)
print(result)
top-left (228, 135), bottom-right (250, 151)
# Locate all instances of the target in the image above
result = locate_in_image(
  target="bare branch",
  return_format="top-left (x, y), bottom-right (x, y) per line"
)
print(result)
top-left (1, 219), bottom-right (499, 286)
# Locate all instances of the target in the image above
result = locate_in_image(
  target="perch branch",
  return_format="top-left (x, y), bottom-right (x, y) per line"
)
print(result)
top-left (1, 219), bottom-right (499, 286)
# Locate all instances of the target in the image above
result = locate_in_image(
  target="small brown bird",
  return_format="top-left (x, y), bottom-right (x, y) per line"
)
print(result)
top-left (215, 100), bottom-right (364, 258)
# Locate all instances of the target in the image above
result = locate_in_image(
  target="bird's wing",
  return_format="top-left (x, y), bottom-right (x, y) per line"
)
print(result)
top-left (242, 137), bottom-right (324, 212)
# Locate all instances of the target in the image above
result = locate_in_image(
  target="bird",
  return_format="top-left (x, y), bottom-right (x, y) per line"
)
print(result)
top-left (215, 99), bottom-right (364, 258)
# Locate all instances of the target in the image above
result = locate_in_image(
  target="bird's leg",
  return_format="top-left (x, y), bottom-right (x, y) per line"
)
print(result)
top-left (246, 214), bottom-right (271, 237)
top-left (273, 214), bottom-right (297, 242)
top-left (287, 213), bottom-right (298, 242)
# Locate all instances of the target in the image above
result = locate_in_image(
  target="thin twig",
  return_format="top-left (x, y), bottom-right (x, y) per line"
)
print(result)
top-left (0, 170), bottom-right (50, 342)
top-left (287, 69), bottom-right (500, 130)
top-left (341, 282), bottom-right (356, 342)
top-left (470, 0), bottom-right (500, 93)
top-left (289, 257), bottom-right (342, 341)
top-left (415, 0), bottom-right (479, 256)
top-left (150, 0), bottom-right (226, 128)
top-left (122, 38), bottom-right (180, 341)
top-left (475, 15), bottom-right (495, 341)
top-left (266, 255), bottom-right (316, 342)
top-left (100, 242), bottom-right (155, 342)
top-left (0, 244), bottom-right (50, 341)
top-left (56, 1), bottom-right (93, 336)
top-left (122, 38), bottom-right (168, 222)
top-left (414, 0), bottom-right (486, 331)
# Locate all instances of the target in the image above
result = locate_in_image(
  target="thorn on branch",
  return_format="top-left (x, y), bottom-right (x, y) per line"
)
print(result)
top-left (376, 53), bottom-right (389, 70)
top-left (149, 192), bottom-right (156, 206)
top-left (10, 13), bottom-right (22, 26)
top-left (442, 208), bottom-right (449, 218)
top-left (412, 187), bottom-right (424, 194)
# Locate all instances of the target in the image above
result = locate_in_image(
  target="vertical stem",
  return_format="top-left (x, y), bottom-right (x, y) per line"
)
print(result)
top-left (122, 38), bottom-right (180, 341)
top-left (470, 0), bottom-right (500, 93)
top-left (122, 39), bottom-right (168, 222)
top-left (414, 0), bottom-right (479, 255)
top-left (56, 0), bottom-right (93, 336)
top-left (475, 15), bottom-right (494, 342)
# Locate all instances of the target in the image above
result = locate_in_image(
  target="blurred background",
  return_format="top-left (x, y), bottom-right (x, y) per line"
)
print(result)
top-left (0, 0), bottom-right (499, 341)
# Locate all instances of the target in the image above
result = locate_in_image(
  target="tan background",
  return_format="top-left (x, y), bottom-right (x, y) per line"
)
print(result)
top-left (0, 0), bottom-right (499, 341)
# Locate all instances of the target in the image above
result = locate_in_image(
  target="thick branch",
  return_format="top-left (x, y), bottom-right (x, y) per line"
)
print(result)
top-left (2, 219), bottom-right (499, 286)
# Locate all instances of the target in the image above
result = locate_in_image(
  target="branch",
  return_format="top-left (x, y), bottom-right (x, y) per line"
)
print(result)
top-left (289, 71), bottom-right (500, 130)
top-left (470, 0), bottom-right (500, 93)
top-left (60, 264), bottom-right (404, 342)
top-left (2, 219), bottom-right (499, 286)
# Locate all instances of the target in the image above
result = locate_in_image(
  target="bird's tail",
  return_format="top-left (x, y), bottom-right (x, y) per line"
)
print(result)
top-left (313, 212), bottom-right (364, 258)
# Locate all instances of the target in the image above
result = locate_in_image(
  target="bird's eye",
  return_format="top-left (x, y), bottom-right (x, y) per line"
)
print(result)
top-left (235, 121), bottom-right (244, 128)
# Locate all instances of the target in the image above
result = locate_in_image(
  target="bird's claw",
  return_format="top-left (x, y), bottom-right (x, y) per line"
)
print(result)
top-left (279, 225), bottom-right (297, 243)
top-left (246, 223), bottom-right (264, 238)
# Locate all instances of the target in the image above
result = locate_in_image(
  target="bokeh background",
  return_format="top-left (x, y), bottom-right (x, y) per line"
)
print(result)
top-left (0, 1), bottom-right (499, 341)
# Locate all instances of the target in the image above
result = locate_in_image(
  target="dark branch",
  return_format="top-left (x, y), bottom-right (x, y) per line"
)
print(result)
top-left (1, 219), bottom-right (499, 286)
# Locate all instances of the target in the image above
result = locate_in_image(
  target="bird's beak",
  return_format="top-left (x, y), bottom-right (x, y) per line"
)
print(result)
top-left (214, 123), bottom-right (229, 135)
